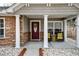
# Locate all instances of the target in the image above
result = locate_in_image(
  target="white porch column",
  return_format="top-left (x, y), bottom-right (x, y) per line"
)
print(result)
top-left (44, 15), bottom-right (48, 48)
top-left (76, 15), bottom-right (79, 48)
top-left (15, 15), bottom-right (20, 48)
top-left (64, 20), bottom-right (67, 42)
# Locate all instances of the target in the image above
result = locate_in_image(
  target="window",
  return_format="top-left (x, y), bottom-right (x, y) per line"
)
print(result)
top-left (0, 18), bottom-right (5, 38)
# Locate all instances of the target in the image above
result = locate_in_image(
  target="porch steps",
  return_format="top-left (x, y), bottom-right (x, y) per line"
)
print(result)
top-left (24, 48), bottom-right (39, 56)
top-left (18, 48), bottom-right (27, 56)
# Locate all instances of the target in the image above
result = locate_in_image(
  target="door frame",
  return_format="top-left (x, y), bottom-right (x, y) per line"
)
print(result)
top-left (30, 20), bottom-right (41, 41)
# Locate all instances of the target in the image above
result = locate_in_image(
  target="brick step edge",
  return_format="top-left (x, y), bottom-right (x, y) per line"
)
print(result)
top-left (39, 48), bottom-right (44, 56)
top-left (18, 48), bottom-right (27, 56)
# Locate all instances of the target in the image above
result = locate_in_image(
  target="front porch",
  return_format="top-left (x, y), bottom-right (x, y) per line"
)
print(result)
top-left (22, 38), bottom-right (76, 48)
top-left (17, 14), bottom-right (77, 48)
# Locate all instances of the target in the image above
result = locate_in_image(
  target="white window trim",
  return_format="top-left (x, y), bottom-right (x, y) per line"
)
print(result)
top-left (0, 18), bottom-right (5, 39)
top-left (48, 21), bottom-right (64, 32)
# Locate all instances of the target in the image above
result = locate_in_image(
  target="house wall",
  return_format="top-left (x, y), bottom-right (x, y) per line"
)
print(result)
top-left (20, 15), bottom-right (29, 46)
top-left (67, 20), bottom-right (76, 40)
top-left (0, 15), bottom-right (30, 46)
top-left (0, 16), bottom-right (16, 46)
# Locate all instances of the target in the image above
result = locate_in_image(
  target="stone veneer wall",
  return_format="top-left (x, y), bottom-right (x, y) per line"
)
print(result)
top-left (0, 16), bottom-right (29, 46)
top-left (20, 15), bottom-right (29, 46)
top-left (0, 16), bottom-right (16, 46)
top-left (67, 26), bottom-right (76, 40)
top-left (40, 32), bottom-right (44, 41)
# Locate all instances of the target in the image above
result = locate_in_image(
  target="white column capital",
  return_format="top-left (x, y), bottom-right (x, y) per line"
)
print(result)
top-left (15, 15), bottom-right (20, 17)
top-left (44, 15), bottom-right (48, 17)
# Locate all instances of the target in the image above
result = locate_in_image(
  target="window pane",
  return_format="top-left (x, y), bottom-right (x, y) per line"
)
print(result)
top-left (0, 19), bottom-right (4, 28)
top-left (48, 22), bottom-right (53, 34)
top-left (0, 19), bottom-right (3, 23)
top-left (0, 23), bottom-right (4, 28)
top-left (48, 22), bottom-right (53, 29)
top-left (55, 22), bottom-right (61, 29)
top-left (0, 29), bottom-right (4, 37)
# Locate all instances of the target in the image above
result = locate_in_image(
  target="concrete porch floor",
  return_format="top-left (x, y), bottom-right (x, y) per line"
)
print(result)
top-left (48, 42), bottom-right (76, 48)
top-left (49, 38), bottom-right (76, 48)
top-left (23, 42), bottom-right (43, 48)
top-left (23, 38), bottom-right (76, 48)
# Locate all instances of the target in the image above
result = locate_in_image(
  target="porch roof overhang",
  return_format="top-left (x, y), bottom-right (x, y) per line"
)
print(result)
top-left (0, 3), bottom-right (79, 17)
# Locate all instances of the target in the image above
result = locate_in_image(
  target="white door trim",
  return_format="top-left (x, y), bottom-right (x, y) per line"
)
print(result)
top-left (30, 20), bottom-right (41, 41)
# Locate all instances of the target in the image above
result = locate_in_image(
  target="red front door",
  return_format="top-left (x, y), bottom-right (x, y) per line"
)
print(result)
top-left (32, 22), bottom-right (39, 40)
